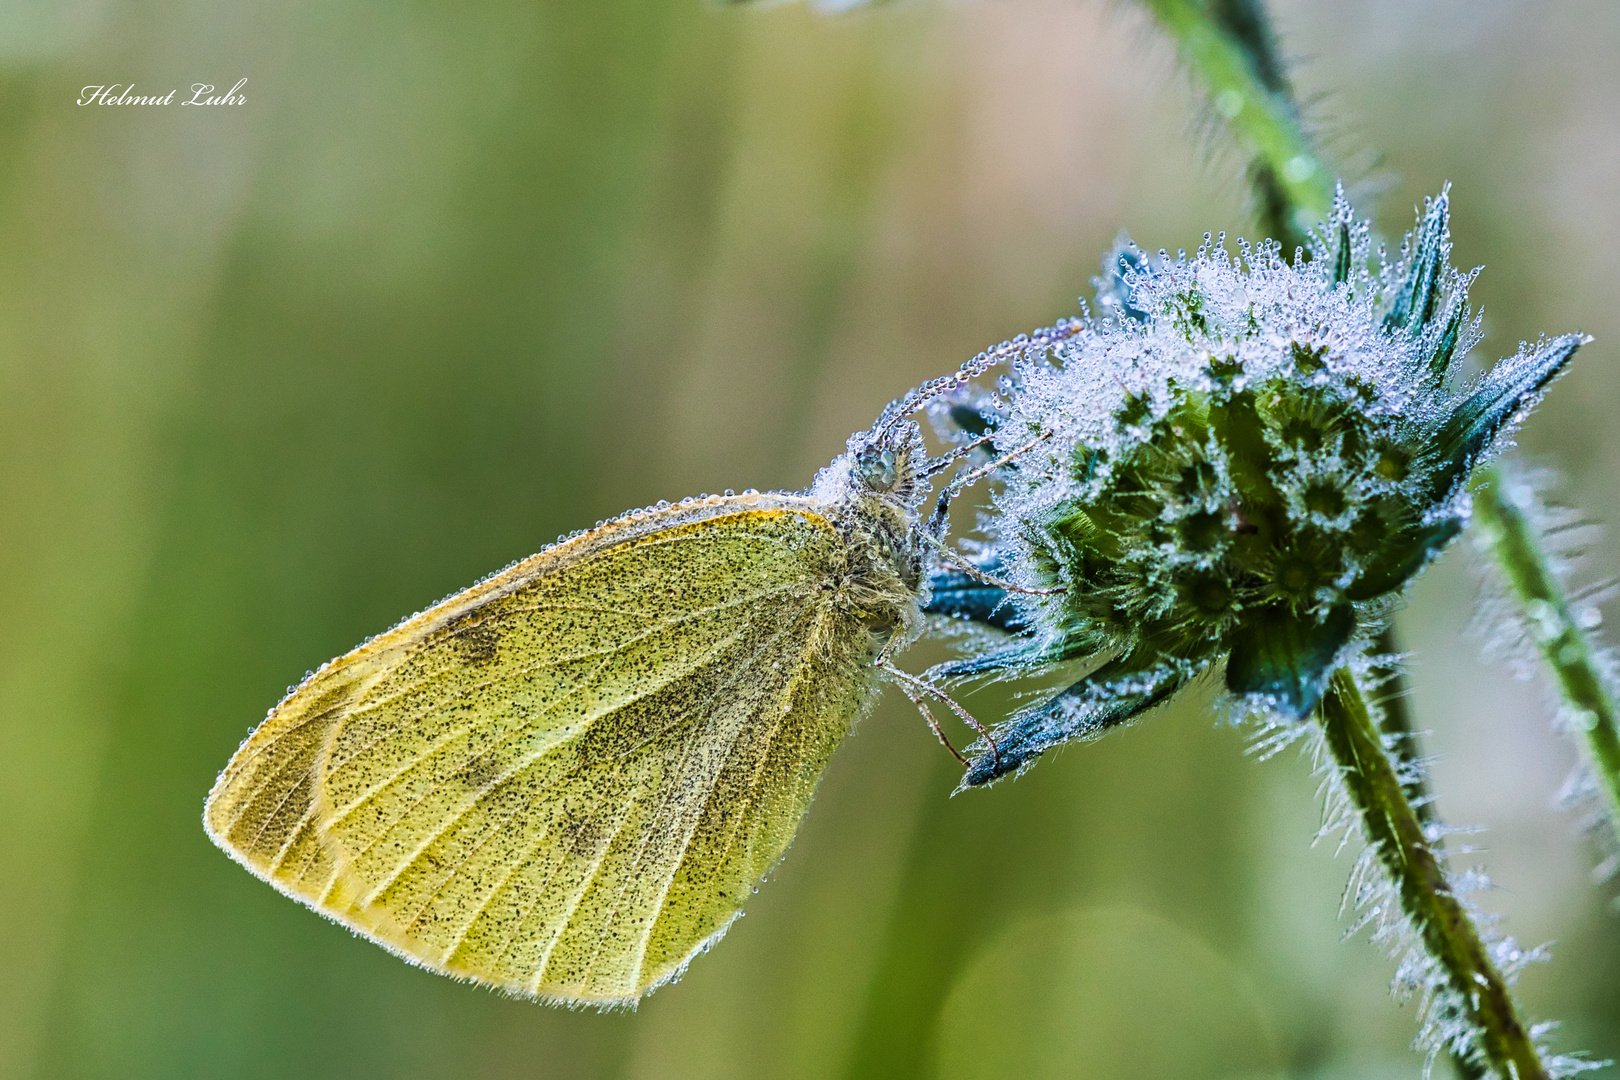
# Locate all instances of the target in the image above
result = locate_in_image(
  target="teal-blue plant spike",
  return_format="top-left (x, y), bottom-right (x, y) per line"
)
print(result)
top-left (959, 653), bottom-right (1196, 787)
top-left (1427, 335), bottom-right (1586, 505)
top-left (1384, 188), bottom-right (1452, 334)
top-left (924, 567), bottom-right (1027, 633)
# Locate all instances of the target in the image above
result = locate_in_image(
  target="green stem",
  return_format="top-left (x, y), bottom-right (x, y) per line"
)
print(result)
top-left (1372, 630), bottom-right (1490, 1080)
top-left (1471, 470), bottom-right (1620, 845)
top-left (1319, 668), bottom-right (1549, 1080)
top-left (1135, 0), bottom-right (1333, 251)
top-left (1371, 625), bottom-right (1434, 821)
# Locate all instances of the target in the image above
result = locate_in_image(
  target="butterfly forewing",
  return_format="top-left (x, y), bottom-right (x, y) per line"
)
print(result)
top-left (205, 496), bottom-right (879, 1005)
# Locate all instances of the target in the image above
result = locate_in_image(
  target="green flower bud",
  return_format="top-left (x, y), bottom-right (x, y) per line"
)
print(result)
top-left (926, 189), bottom-right (1585, 787)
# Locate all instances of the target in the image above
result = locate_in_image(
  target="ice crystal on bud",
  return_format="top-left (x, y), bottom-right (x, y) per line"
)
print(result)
top-left (925, 189), bottom-right (1585, 786)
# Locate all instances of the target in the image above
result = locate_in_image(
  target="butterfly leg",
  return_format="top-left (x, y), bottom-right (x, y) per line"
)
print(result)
top-left (889, 679), bottom-right (969, 765)
top-left (925, 427), bottom-right (1057, 542)
top-left (924, 535), bottom-right (1064, 596)
top-left (879, 662), bottom-right (1002, 770)
top-left (920, 433), bottom-right (997, 480)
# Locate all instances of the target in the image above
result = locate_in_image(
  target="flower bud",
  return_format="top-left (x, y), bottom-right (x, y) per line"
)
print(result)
top-left (927, 189), bottom-right (1585, 786)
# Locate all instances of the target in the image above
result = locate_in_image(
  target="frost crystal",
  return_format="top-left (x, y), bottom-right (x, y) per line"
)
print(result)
top-left (925, 189), bottom-right (1585, 786)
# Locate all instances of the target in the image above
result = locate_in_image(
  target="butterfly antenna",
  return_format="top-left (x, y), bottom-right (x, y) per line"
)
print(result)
top-left (874, 318), bottom-right (1085, 441)
top-left (881, 662), bottom-right (1001, 770)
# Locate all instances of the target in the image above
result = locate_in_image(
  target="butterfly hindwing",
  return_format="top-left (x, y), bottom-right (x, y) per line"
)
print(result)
top-left (205, 495), bottom-right (879, 1005)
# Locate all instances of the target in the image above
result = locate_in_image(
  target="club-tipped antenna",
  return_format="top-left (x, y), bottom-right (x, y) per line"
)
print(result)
top-left (873, 318), bottom-right (1085, 440)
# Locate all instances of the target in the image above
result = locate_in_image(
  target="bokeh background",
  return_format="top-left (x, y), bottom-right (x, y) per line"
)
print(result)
top-left (2, 1), bottom-right (1617, 1077)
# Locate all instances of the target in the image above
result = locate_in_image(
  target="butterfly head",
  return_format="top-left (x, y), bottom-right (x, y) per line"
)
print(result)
top-left (810, 419), bottom-right (930, 543)
top-left (810, 418), bottom-right (931, 616)
top-left (847, 419), bottom-right (928, 506)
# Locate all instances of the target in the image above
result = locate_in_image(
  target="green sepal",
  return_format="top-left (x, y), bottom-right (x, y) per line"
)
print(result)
top-left (1207, 389), bottom-right (1283, 557)
top-left (1427, 333), bottom-right (1583, 502)
top-left (1414, 298), bottom-right (1469, 386)
top-left (1311, 186), bottom-right (1357, 287)
top-left (1330, 216), bottom-right (1353, 286)
top-left (1225, 602), bottom-right (1354, 718)
top-left (1345, 517), bottom-right (1463, 601)
top-left (1383, 190), bottom-right (1450, 334)
top-left (1208, 390), bottom-right (1280, 503)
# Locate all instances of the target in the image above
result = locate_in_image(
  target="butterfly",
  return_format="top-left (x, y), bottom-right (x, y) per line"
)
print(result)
top-left (202, 328), bottom-right (1077, 1007)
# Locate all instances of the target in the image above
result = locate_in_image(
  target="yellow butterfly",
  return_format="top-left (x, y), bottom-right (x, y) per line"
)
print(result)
top-left (199, 332), bottom-right (1073, 1007)
top-left (199, 323), bottom-right (1087, 1008)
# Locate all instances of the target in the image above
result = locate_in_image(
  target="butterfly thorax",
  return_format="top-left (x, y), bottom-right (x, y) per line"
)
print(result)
top-left (809, 422), bottom-right (930, 642)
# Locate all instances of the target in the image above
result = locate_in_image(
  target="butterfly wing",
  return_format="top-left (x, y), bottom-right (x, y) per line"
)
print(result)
top-left (204, 494), bottom-right (880, 1005)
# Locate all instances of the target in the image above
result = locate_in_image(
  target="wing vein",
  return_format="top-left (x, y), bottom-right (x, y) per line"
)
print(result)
top-left (233, 742), bottom-right (324, 861)
top-left (575, 609), bottom-right (813, 990)
top-left (264, 804), bottom-right (320, 878)
top-left (437, 830), bottom-right (536, 968)
top-left (635, 607), bottom-right (839, 985)
top-left (328, 609), bottom-right (758, 859)
top-left (527, 800), bottom-right (646, 995)
top-left (213, 700), bottom-right (350, 840)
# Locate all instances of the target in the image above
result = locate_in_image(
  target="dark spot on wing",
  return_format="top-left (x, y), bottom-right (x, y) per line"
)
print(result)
top-left (455, 752), bottom-right (503, 790)
top-left (446, 615), bottom-right (504, 665)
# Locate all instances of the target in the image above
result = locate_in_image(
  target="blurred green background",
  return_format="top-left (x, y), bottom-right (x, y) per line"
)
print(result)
top-left (2, 1), bottom-right (1617, 1077)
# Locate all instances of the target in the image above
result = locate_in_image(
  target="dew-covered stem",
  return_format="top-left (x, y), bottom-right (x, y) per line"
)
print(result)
top-left (1319, 668), bottom-right (1549, 1080)
top-left (1472, 476), bottom-right (1620, 841)
top-left (1371, 626), bottom-right (1434, 822)
top-left (1372, 632), bottom-right (1491, 1080)
top-left (1136, 0), bottom-right (1331, 251)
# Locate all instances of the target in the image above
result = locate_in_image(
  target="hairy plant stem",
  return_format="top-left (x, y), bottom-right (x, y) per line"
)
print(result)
top-left (1138, 1), bottom-right (1620, 843)
top-left (1319, 668), bottom-right (1548, 1080)
top-left (1135, 0), bottom-right (1330, 252)
top-left (1371, 627), bottom-right (1431, 815)
top-left (1373, 636), bottom-right (1492, 1080)
top-left (1472, 475), bottom-right (1620, 842)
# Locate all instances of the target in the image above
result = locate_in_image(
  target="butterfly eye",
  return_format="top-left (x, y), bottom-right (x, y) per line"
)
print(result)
top-left (857, 448), bottom-right (901, 491)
